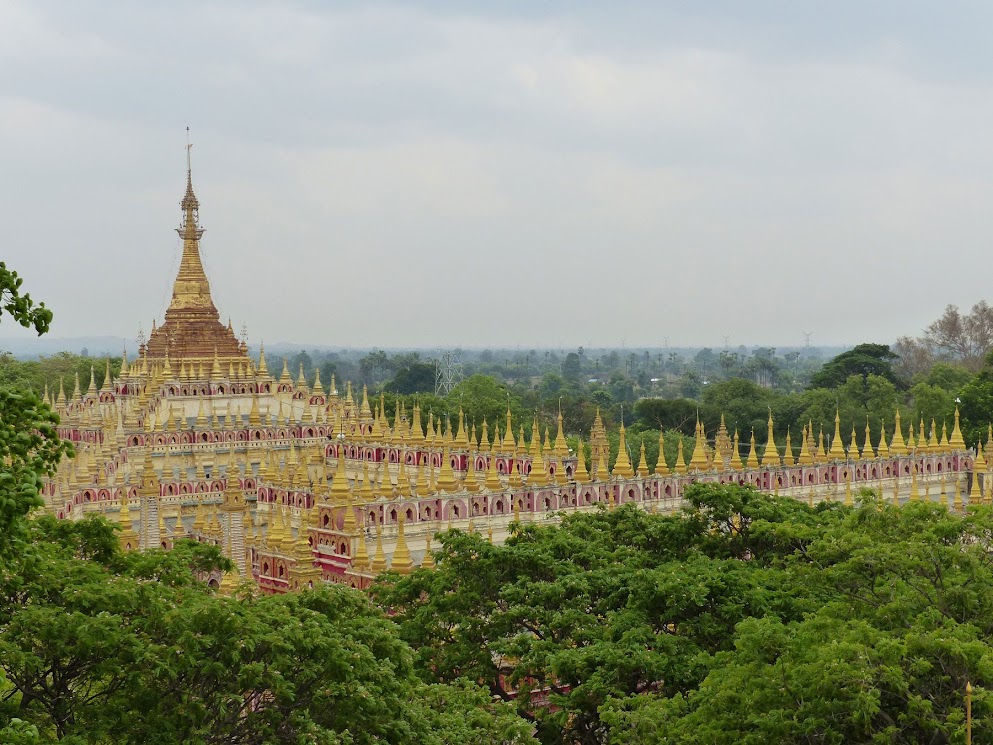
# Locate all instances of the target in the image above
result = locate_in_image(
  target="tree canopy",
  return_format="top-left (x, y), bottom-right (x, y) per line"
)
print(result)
top-left (808, 343), bottom-right (901, 390)
top-left (377, 484), bottom-right (993, 744)
top-left (0, 517), bottom-right (536, 743)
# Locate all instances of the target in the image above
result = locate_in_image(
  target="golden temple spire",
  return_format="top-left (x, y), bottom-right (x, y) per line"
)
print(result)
top-left (464, 452), bottom-right (481, 492)
top-left (421, 530), bottom-right (435, 569)
top-left (674, 437), bottom-right (687, 475)
top-left (688, 420), bottom-right (710, 472)
top-left (746, 429), bottom-right (759, 469)
top-left (574, 438), bottom-right (590, 483)
top-left (352, 522), bottom-right (370, 571)
top-left (950, 405), bottom-right (967, 450)
top-left (528, 415), bottom-right (542, 461)
top-left (890, 410), bottom-right (907, 455)
top-left (502, 408), bottom-right (516, 452)
top-left (370, 520), bottom-right (388, 573)
top-left (257, 342), bottom-right (268, 376)
top-left (554, 409), bottom-right (568, 458)
top-left (863, 418), bottom-right (875, 459)
top-left (829, 410), bottom-right (846, 460)
top-left (455, 408), bottom-right (469, 448)
top-left (655, 431), bottom-right (670, 475)
top-left (612, 421), bottom-right (635, 478)
top-left (437, 446), bottom-right (459, 493)
top-left (783, 429), bottom-right (795, 467)
top-left (761, 411), bottom-right (779, 467)
top-left (796, 421), bottom-right (809, 462)
top-left (391, 510), bottom-right (414, 574)
top-left (594, 441), bottom-right (610, 481)
top-left (530, 448), bottom-right (549, 487)
top-left (877, 420), bottom-right (890, 457)
top-left (484, 449), bottom-right (504, 491)
top-left (143, 134), bottom-right (242, 360)
top-left (329, 449), bottom-right (350, 504)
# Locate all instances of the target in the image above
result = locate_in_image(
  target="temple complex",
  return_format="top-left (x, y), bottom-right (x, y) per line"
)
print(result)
top-left (41, 159), bottom-right (993, 593)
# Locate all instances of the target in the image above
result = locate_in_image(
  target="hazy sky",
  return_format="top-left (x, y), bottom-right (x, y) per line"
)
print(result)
top-left (3, 1), bottom-right (992, 350)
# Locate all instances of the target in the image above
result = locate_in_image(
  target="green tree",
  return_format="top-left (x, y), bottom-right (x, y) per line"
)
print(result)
top-left (447, 375), bottom-right (527, 434)
top-left (385, 361), bottom-right (437, 395)
top-left (809, 343), bottom-right (901, 389)
top-left (561, 353), bottom-right (582, 383)
top-left (0, 265), bottom-right (72, 552)
top-left (374, 486), bottom-right (838, 745)
top-left (0, 262), bottom-right (52, 336)
top-left (633, 398), bottom-right (698, 435)
top-left (958, 349), bottom-right (993, 447)
top-left (1, 517), bottom-right (536, 744)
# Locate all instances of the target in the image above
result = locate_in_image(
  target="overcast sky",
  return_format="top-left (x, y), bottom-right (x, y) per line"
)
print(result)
top-left (2, 0), bottom-right (992, 350)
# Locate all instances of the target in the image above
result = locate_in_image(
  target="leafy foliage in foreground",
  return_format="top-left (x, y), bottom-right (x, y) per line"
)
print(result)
top-left (0, 517), bottom-right (535, 744)
top-left (376, 484), bottom-right (993, 744)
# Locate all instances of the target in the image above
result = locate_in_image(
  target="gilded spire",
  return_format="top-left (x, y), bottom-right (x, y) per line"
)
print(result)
top-left (877, 420), bottom-right (890, 457)
top-left (654, 431), bottom-right (670, 476)
top-left (746, 429), bottom-right (759, 469)
top-left (391, 510), bottom-right (414, 574)
top-left (761, 411), bottom-right (779, 467)
top-left (799, 421), bottom-right (811, 463)
top-left (863, 418), bottom-right (875, 459)
top-left (950, 406), bottom-right (967, 450)
top-left (436, 446), bottom-right (459, 493)
top-left (829, 410), bottom-right (846, 460)
top-left (783, 429), bottom-right (795, 467)
top-left (370, 519), bottom-right (388, 573)
top-left (554, 409), bottom-right (568, 458)
top-left (890, 410), bottom-right (907, 455)
top-left (575, 438), bottom-right (591, 483)
top-left (688, 420), bottom-right (710, 472)
top-left (612, 422), bottom-right (635, 479)
top-left (674, 437), bottom-right (687, 475)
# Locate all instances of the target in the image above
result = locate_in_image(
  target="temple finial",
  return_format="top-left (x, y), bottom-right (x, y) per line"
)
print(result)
top-left (179, 128), bottom-right (201, 227)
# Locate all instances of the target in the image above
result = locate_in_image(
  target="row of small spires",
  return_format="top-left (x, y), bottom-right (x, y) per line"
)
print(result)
top-left (46, 349), bottom-right (315, 406)
top-left (55, 401), bottom-right (985, 500)
top-left (63, 418), bottom-right (991, 513)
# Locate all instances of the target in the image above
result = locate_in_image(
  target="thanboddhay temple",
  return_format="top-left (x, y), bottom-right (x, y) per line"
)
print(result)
top-left (43, 162), bottom-right (990, 593)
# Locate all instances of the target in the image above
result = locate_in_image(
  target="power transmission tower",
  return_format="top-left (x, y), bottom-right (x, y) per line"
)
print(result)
top-left (802, 331), bottom-right (813, 349)
top-left (435, 350), bottom-right (464, 396)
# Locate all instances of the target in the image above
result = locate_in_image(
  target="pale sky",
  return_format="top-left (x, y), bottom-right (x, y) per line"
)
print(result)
top-left (2, 1), bottom-right (992, 350)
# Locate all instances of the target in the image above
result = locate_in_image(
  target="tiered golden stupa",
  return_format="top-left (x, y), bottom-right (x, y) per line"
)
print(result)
top-left (144, 148), bottom-right (245, 362)
top-left (41, 149), bottom-right (989, 595)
